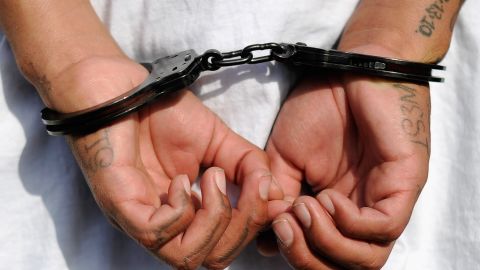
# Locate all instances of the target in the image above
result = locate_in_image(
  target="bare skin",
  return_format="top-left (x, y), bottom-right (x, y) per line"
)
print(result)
top-left (0, 1), bottom-right (282, 269)
top-left (0, 0), bottom-right (464, 269)
top-left (260, 0), bottom-right (464, 268)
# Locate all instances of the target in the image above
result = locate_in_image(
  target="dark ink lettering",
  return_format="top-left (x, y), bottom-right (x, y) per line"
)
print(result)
top-left (394, 84), bottom-right (430, 154)
top-left (416, 0), bottom-right (451, 37)
top-left (79, 129), bottom-right (114, 176)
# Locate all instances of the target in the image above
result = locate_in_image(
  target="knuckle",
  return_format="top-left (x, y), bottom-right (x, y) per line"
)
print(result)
top-left (138, 205), bottom-right (196, 252)
top-left (382, 221), bottom-right (403, 241)
top-left (250, 209), bottom-right (268, 229)
top-left (249, 202), bottom-right (271, 229)
top-left (341, 219), bottom-right (359, 236)
top-left (137, 232), bottom-right (166, 251)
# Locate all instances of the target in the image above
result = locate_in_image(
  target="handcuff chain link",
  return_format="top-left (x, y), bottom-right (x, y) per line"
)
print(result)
top-left (201, 42), bottom-right (287, 71)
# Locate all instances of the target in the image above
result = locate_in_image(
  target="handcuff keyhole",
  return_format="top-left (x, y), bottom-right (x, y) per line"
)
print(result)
top-left (172, 67), bottom-right (177, 71)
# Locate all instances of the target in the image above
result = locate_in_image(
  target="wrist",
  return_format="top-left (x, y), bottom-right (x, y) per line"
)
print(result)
top-left (338, 0), bottom-right (462, 64)
top-left (19, 47), bottom-right (128, 110)
top-left (338, 28), bottom-right (450, 63)
top-left (45, 55), bottom-right (148, 113)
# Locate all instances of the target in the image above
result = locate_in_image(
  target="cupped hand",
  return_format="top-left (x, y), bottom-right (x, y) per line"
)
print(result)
top-left (49, 55), bottom-right (282, 269)
top-left (263, 50), bottom-right (430, 269)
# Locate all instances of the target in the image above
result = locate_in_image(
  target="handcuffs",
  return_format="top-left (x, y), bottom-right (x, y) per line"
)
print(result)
top-left (41, 42), bottom-right (445, 136)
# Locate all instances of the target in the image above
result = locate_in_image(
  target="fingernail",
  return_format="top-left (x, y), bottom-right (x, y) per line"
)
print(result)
top-left (259, 175), bottom-right (271, 201)
top-left (178, 174), bottom-right (191, 196)
top-left (318, 193), bottom-right (335, 215)
top-left (293, 203), bottom-right (311, 228)
top-left (214, 169), bottom-right (227, 195)
top-left (272, 219), bottom-right (293, 248)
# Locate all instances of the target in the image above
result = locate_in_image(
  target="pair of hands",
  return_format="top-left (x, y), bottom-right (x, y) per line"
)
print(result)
top-left (54, 46), bottom-right (430, 269)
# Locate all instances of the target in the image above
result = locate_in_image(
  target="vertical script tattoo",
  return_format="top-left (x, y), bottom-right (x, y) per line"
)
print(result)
top-left (394, 84), bottom-right (430, 154)
top-left (79, 129), bottom-right (114, 176)
top-left (416, 0), bottom-right (450, 37)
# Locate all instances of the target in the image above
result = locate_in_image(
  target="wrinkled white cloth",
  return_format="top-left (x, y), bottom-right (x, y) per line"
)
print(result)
top-left (0, 1), bottom-right (479, 269)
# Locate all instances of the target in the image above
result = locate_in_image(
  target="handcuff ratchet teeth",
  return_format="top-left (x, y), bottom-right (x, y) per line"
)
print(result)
top-left (273, 43), bottom-right (445, 83)
top-left (41, 42), bottom-right (445, 136)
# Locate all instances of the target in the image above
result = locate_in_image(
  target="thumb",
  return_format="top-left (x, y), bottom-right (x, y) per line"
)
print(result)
top-left (317, 188), bottom-right (418, 242)
top-left (266, 140), bottom-right (302, 201)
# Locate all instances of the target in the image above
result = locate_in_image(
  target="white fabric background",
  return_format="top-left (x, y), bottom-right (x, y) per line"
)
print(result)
top-left (0, 0), bottom-right (478, 269)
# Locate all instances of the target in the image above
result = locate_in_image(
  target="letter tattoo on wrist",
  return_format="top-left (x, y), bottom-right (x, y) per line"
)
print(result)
top-left (394, 84), bottom-right (431, 154)
top-left (74, 129), bottom-right (114, 177)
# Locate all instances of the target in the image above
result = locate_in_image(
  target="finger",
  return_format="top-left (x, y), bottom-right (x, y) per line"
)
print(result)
top-left (268, 175), bottom-right (284, 200)
top-left (267, 199), bottom-right (292, 221)
top-left (256, 199), bottom-right (292, 257)
top-left (266, 139), bottom-right (302, 199)
top-left (157, 167), bottom-right (232, 269)
top-left (199, 113), bottom-right (283, 200)
top-left (317, 188), bottom-right (418, 242)
top-left (209, 128), bottom-right (283, 200)
top-left (203, 170), bottom-right (271, 269)
top-left (145, 90), bottom-right (284, 200)
top-left (292, 196), bottom-right (394, 269)
top-left (273, 213), bottom-right (337, 270)
top-left (114, 174), bottom-right (195, 251)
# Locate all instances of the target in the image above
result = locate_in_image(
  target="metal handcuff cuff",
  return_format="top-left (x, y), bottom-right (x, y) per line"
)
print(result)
top-left (41, 42), bottom-right (445, 136)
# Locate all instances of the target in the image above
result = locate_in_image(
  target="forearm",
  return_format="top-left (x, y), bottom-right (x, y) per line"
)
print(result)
top-left (339, 0), bottom-right (464, 62)
top-left (0, 0), bottom-right (124, 106)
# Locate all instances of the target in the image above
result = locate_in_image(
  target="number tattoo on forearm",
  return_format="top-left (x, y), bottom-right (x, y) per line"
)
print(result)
top-left (416, 0), bottom-right (450, 37)
top-left (416, 0), bottom-right (465, 37)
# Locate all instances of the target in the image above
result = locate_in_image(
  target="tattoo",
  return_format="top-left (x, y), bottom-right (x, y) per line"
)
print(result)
top-left (416, 0), bottom-right (450, 37)
top-left (144, 191), bottom-right (192, 252)
top-left (394, 84), bottom-right (430, 154)
top-left (77, 129), bottom-right (114, 177)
